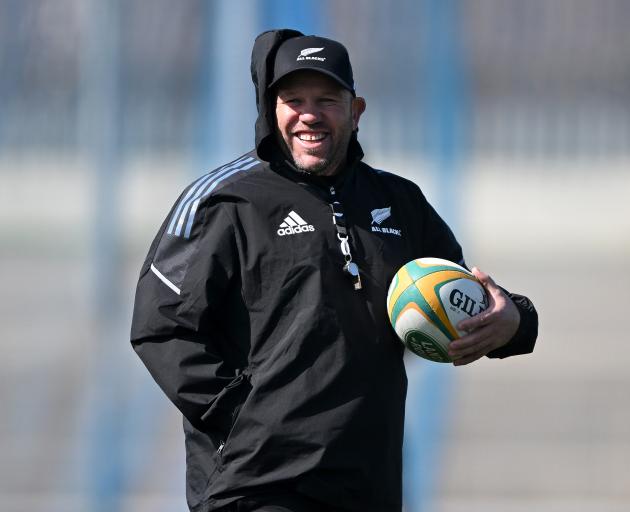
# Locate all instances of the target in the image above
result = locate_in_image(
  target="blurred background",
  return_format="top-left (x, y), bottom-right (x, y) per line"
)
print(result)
top-left (1, 1), bottom-right (629, 511)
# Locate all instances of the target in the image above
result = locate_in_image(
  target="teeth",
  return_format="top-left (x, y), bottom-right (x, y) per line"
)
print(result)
top-left (298, 133), bottom-right (326, 141)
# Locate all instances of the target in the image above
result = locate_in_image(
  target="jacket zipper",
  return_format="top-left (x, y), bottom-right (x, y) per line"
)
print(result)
top-left (215, 371), bottom-right (249, 457)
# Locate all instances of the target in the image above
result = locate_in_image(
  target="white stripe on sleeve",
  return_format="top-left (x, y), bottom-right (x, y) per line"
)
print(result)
top-left (150, 263), bottom-right (181, 295)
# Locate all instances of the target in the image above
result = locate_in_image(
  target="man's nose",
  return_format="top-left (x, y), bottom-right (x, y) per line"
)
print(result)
top-left (298, 102), bottom-right (321, 123)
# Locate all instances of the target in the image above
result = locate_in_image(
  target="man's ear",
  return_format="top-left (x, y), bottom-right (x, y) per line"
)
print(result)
top-left (351, 97), bottom-right (366, 130)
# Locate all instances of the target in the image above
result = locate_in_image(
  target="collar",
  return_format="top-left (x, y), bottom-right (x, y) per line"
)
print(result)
top-left (267, 134), bottom-right (364, 192)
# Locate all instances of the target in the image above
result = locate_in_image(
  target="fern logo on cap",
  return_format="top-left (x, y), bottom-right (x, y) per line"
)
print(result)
top-left (297, 47), bottom-right (326, 62)
top-left (269, 35), bottom-right (355, 94)
top-left (299, 47), bottom-right (324, 58)
top-left (299, 48), bottom-right (324, 57)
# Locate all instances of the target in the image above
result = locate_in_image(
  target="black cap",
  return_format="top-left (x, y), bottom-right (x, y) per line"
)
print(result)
top-left (268, 35), bottom-right (355, 95)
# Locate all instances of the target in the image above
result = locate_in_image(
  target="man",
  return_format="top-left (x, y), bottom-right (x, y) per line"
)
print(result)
top-left (131, 29), bottom-right (538, 512)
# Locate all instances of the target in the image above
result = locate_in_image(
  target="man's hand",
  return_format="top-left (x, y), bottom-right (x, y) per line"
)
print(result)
top-left (448, 267), bottom-right (521, 366)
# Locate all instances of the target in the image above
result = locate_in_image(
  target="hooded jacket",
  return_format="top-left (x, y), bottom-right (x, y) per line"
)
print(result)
top-left (131, 30), bottom-right (538, 512)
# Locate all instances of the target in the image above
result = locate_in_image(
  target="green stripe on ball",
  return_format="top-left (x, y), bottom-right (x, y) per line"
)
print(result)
top-left (391, 283), bottom-right (454, 341)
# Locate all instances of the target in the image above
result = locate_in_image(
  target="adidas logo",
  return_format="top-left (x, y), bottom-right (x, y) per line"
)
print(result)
top-left (277, 210), bottom-right (315, 236)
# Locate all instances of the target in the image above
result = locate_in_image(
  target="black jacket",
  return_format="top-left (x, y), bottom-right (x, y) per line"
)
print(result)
top-left (131, 30), bottom-right (538, 512)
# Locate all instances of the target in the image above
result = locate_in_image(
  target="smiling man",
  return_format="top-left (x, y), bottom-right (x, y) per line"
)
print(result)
top-left (274, 70), bottom-right (364, 176)
top-left (131, 29), bottom-right (538, 512)
top-left (270, 36), bottom-right (366, 178)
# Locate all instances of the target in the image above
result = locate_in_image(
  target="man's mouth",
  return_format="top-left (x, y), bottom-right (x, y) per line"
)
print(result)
top-left (296, 132), bottom-right (327, 142)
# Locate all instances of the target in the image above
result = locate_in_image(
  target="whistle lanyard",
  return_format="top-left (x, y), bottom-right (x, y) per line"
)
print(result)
top-left (329, 186), bottom-right (362, 290)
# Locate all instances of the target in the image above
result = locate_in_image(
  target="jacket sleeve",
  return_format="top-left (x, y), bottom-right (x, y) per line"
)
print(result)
top-left (486, 293), bottom-right (538, 358)
top-left (416, 188), bottom-right (538, 358)
top-left (130, 196), bottom-right (248, 432)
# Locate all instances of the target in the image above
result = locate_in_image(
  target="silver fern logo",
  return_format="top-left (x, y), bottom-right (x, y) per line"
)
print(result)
top-left (297, 47), bottom-right (326, 62)
top-left (371, 207), bottom-right (391, 225)
top-left (371, 207), bottom-right (402, 237)
top-left (299, 47), bottom-right (324, 57)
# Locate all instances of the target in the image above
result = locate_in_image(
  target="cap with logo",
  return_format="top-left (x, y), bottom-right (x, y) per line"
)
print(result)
top-left (268, 35), bottom-right (355, 95)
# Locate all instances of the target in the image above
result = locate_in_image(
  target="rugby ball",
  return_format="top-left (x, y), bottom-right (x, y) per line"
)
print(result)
top-left (386, 257), bottom-right (488, 362)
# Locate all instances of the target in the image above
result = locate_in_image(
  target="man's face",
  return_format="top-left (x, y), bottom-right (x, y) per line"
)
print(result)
top-left (274, 71), bottom-right (365, 176)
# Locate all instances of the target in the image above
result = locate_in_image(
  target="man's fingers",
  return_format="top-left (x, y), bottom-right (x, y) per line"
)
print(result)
top-left (457, 308), bottom-right (493, 332)
top-left (449, 341), bottom-right (490, 361)
top-left (448, 327), bottom-right (493, 359)
top-left (452, 352), bottom-right (485, 366)
top-left (450, 336), bottom-right (490, 366)
top-left (449, 328), bottom-right (486, 351)
top-left (472, 266), bottom-right (500, 295)
top-left (448, 268), bottom-right (521, 366)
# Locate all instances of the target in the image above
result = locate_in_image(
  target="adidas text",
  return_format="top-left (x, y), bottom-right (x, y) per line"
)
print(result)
top-left (277, 224), bottom-right (315, 236)
top-left (277, 210), bottom-right (314, 236)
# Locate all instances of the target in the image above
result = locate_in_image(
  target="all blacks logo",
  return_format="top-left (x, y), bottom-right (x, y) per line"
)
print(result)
top-left (448, 288), bottom-right (488, 317)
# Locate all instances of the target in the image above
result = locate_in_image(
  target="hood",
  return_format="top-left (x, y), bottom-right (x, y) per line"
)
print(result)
top-left (250, 29), bottom-right (364, 165)
top-left (251, 29), bottom-right (304, 161)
